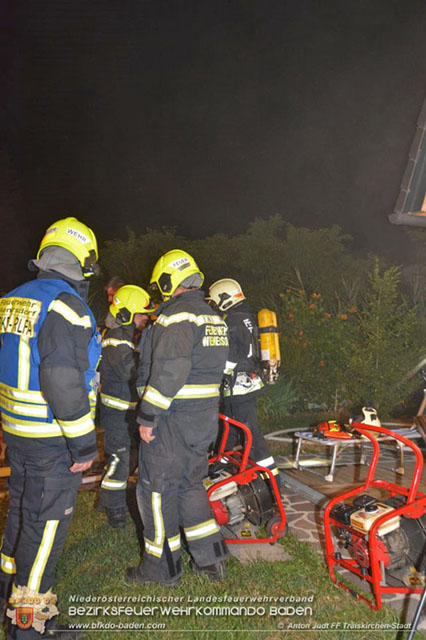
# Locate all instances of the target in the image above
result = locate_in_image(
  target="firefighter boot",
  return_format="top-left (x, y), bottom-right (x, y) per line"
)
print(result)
top-left (125, 565), bottom-right (181, 588)
top-left (189, 560), bottom-right (227, 581)
top-left (93, 493), bottom-right (106, 513)
top-left (106, 507), bottom-right (127, 529)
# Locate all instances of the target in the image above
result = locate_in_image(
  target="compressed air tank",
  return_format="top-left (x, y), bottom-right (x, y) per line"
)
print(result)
top-left (257, 308), bottom-right (281, 384)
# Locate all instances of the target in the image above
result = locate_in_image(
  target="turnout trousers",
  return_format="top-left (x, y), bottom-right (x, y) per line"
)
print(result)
top-left (222, 394), bottom-right (280, 483)
top-left (99, 405), bottom-right (138, 511)
top-left (0, 444), bottom-right (81, 639)
top-left (136, 403), bottom-right (228, 582)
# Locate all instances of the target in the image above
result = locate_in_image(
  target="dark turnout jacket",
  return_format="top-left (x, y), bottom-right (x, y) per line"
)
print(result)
top-left (222, 300), bottom-right (264, 398)
top-left (137, 289), bottom-right (229, 430)
top-left (99, 323), bottom-right (139, 412)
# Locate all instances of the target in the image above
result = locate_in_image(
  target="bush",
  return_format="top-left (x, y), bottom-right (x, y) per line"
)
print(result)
top-left (91, 217), bottom-right (370, 322)
top-left (340, 260), bottom-right (425, 415)
top-left (257, 376), bottom-right (298, 421)
top-left (276, 288), bottom-right (357, 411)
top-left (275, 260), bottom-right (425, 416)
top-left (91, 219), bottom-right (425, 418)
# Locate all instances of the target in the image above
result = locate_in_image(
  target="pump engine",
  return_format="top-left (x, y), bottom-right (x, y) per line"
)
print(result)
top-left (323, 421), bottom-right (426, 609)
top-left (206, 414), bottom-right (287, 544)
top-left (330, 494), bottom-right (426, 579)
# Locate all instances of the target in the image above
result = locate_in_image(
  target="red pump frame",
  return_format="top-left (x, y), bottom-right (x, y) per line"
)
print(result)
top-left (207, 413), bottom-right (287, 545)
top-left (323, 422), bottom-right (426, 609)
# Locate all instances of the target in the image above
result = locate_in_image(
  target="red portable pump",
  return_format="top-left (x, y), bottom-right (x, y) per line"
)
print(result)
top-left (323, 423), bottom-right (426, 610)
top-left (206, 414), bottom-right (287, 544)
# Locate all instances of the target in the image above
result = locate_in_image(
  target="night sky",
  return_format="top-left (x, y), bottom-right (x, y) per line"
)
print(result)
top-left (2, 0), bottom-right (426, 286)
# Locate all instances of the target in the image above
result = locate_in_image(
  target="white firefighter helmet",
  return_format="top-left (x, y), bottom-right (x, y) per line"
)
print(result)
top-left (207, 278), bottom-right (246, 312)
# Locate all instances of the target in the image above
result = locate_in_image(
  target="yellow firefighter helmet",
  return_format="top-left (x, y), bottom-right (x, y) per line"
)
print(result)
top-left (150, 249), bottom-right (204, 298)
top-left (38, 217), bottom-right (98, 277)
top-left (110, 285), bottom-right (155, 325)
top-left (207, 278), bottom-right (246, 312)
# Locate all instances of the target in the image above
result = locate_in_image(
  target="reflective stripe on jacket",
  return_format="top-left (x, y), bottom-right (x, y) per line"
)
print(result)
top-left (222, 301), bottom-right (264, 398)
top-left (137, 290), bottom-right (229, 429)
top-left (0, 278), bottom-right (101, 440)
top-left (99, 324), bottom-right (139, 412)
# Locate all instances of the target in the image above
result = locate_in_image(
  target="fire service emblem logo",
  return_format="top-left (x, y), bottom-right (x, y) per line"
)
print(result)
top-left (16, 607), bottom-right (34, 629)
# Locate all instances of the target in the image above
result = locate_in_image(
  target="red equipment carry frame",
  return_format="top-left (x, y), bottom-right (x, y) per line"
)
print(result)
top-left (323, 422), bottom-right (426, 610)
top-left (207, 413), bottom-right (287, 545)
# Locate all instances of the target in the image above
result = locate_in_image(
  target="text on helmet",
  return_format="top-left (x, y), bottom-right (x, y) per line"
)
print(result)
top-left (66, 228), bottom-right (89, 244)
top-left (169, 258), bottom-right (190, 270)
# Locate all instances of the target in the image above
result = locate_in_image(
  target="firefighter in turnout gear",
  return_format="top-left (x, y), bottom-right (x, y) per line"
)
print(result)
top-left (101, 275), bottom-right (125, 334)
top-left (0, 217), bottom-right (101, 639)
top-left (207, 278), bottom-right (280, 487)
top-left (126, 250), bottom-right (229, 586)
top-left (98, 285), bottom-right (155, 529)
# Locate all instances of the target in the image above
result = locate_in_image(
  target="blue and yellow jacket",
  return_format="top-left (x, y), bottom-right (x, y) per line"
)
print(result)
top-left (0, 277), bottom-right (101, 461)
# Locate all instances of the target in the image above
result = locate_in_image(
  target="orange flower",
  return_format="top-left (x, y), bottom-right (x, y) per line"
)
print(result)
top-left (303, 342), bottom-right (307, 348)
top-left (324, 313), bottom-right (331, 319)
top-left (279, 293), bottom-right (285, 298)
top-left (319, 360), bottom-right (325, 366)
top-left (340, 314), bottom-right (348, 320)
top-left (309, 303), bottom-right (315, 309)
top-left (348, 307), bottom-right (357, 313)
top-left (299, 330), bottom-right (304, 336)
top-left (289, 313), bottom-right (294, 319)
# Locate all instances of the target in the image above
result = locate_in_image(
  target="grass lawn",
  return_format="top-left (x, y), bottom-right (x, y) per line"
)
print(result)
top-left (0, 486), bottom-right (421, 640)
top-left (0, 412), bottom-right (423, 640)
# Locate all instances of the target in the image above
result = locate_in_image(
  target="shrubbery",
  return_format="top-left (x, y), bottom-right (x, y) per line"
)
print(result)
top-left (276, 260), bottom-right (425, 415)
top-left (93, 217), bottom-right (426, 417)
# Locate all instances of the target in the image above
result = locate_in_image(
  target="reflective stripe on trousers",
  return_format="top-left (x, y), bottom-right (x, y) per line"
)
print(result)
top-left (0, 446), bottom-right (81, 596)
top-left (135, 404), bottom-right (228, 582)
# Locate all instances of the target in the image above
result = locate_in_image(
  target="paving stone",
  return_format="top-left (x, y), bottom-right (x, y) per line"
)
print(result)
top-left (228, 544), bottom-right (292, 564)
